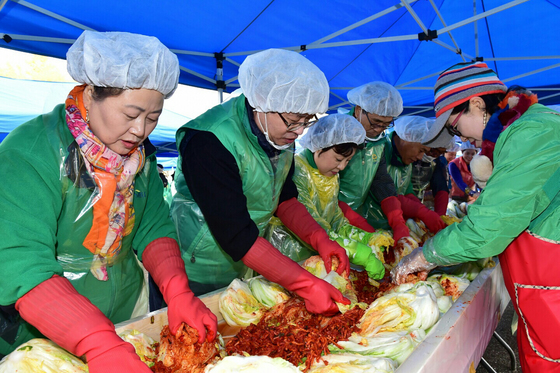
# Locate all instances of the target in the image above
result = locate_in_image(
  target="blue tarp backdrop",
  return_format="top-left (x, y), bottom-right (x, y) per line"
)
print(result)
top-left (0, 76), bottom-right (188, 168)
top-left (0, 0), bottom-right (558, 116)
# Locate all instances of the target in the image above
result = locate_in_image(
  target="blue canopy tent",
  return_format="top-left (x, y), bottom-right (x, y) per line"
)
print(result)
top-left (0, 0), bottom-right (558, 116)
top-left (0, 76), bottom-right (189, 168)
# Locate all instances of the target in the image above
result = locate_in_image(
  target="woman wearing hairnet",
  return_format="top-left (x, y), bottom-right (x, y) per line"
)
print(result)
top-left (449, 141), bottom-right (479, 202)
top-left (171, 49), bottom-right (350, 316)
top-left (0, 31), bottom-right (217, 371)
top-left (392, 61), bottom-right (560, 372)
top-left (338, 82), bottom-right (411, 243)
top-left (265, 114), bottom-right (385, 279)
top-left (375, 116), bottom-right (448, 234)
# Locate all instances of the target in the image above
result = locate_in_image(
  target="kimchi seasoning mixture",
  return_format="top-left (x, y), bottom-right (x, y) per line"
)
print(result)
top-left (151, 323), bottom-right (220, 373)
top-left (441, 278), bottom-right (461, 299)
top-left (226, 298), bottom-right (364, 372)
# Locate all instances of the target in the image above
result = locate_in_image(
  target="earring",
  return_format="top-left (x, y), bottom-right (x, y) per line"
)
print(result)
top-left (483, 111), bottom-right (488, 129)
top-left (85, 109), bottom-right (90, 124)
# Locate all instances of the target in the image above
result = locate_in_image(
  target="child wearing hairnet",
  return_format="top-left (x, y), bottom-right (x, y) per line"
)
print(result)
top-left (374, 116), bottom-right (448, 234)
top-left (0, 31), bottom-right (216, 372)
top-left (265, 114), bottom-right (385, 279)
top-left (171, 49), bottom-right (351, 317)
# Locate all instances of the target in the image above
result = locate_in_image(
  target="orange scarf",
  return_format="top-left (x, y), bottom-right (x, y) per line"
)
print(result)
top-left (65, 85), bottom-right (145, 280)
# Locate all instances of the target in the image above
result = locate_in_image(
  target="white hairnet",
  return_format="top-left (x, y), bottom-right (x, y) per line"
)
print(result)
top-left (299, 114), bottom-right (366, 152)
top-left (238, 49), bottom-right (329, 114)
top-left (460, 141), bottom-right (477, 151)
top-left (67, 30), bottom-right (180, 98)
top-left (446, 136), bottom-right (462, 152)
top-left (347, 81), bottom-right (403, 117)
top-left (394, 116), bottom-right (434, 143)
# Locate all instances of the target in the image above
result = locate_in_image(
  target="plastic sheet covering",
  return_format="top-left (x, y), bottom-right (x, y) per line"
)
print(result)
top-left (395, 261), bottom-right (510, 373)
top-left (263, 217), bottom-right (315, 263)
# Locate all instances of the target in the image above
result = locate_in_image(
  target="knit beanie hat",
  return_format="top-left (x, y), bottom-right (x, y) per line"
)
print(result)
top-left (422, 62), bottom-right (507, 148)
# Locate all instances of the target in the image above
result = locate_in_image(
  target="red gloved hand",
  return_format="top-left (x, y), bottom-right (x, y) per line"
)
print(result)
top-left (338, 201), bottom-right (375, 233)
top-left (380, 196), bottom-right (410, 242)
top-left (242, 237), bottom-right (350, 316)
top-left (276, 197), bottom-right (350, 275)
top-left (399, 194), bottom-right (446, 233)
top-left (16, 276), bottom-right (151, 373)
top-left (433, 191), bottom-right (449, 216)
top-left (143, 237), bottom-right (217, 344)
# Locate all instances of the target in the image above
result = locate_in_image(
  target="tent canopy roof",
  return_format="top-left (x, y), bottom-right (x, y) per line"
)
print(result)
top-left (1, 0), bottom-right (559, 116)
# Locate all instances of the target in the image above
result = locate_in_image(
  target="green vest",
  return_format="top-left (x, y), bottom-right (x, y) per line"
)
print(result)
top-left (385, 132), bottom-right (414, 196)
top-left (361, 131), bottom-right (414, 229)
top-left (338, 107), bottom-right (388, 229)
top-left (338, 109), bottom-right (386, 214)
top-left (0, 104), bottom-right (176, 355)
top-left (171, 95), bottom-right (293, 291)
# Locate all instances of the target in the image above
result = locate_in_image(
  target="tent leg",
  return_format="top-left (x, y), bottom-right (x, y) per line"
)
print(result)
top-left (493, 331), bottom-right (517, 371)
top-left (480, 357), bottom-right (498, 373)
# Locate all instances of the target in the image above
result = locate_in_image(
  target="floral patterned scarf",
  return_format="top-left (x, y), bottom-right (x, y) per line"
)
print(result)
top-left (65, 85), bottom-right (145, 281)
top-left (480, 87), bottom-right (539, 164)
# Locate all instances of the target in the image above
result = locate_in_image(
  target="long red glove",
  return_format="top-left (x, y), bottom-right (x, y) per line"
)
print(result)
top-left (16, 276), bottom-right (151, 373)
top-left (242, 237), bottom-right (350, 316)
top-left (398, 194), bottom-right (446, 233)
top-left (380, 196), bottom-right (410, 242)
top-left (142, 237), bottom-right (217, 344)
top-left (276, 197), bottom-right (350, 275)
top-left (433, 190), bottom-right (449, 216)
top-left (338, 201), bottom-right (375, 233)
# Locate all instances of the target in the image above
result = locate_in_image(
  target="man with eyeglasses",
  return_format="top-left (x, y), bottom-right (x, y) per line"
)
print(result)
top-left (338, 81), bottom-right (412, 243)
top-left (170, 49), bottom-right (351, 316)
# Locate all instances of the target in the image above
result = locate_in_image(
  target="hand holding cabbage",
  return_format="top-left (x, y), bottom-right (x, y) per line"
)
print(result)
top-left (390, 247), bottom-right (437, 284)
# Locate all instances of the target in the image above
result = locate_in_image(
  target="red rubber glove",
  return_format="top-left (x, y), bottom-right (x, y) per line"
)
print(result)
top-left (276, 197), bottom-right (350, 275)
top-left (142, 237), bottom-right (217, 344)
top-left (433, 190), bottom-right (449, 216)
top-left (398, 194), bottom-right (446, 233)
top-left (16, 276), bottom-right (151, 373)
top-left (380, 196), bottom-right (410, 242)
top-left (338, 201), bottom-right (375, 233)
top-left (242, 237), bottom-right (350, 316)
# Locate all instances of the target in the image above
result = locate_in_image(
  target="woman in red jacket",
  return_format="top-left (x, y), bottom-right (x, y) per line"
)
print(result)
top-left (448, 141), bottom-right (478, 202)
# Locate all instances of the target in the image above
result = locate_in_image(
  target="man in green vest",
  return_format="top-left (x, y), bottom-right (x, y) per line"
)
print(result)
top-left (377, 116), bottom-right (448, 234)
top-left (171, 49), bottom-right (350, 316)
top-left (338, 82), bottom-right (411, 242)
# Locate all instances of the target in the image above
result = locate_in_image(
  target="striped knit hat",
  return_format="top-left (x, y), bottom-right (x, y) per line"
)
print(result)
top-left (422, 62), bottom-right (507, 148)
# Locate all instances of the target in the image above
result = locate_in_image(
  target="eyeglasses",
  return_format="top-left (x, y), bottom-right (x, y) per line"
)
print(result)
top-left (277, 113), bottom-right (318, 132)
top-left (447, 109), bottom-right (465, 137)
top-left (364, 111), bottom-right (395, 130)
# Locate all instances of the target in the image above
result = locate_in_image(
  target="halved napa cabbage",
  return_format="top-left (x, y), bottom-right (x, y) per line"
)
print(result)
top-left (0, 339), bottom-right (88, 373)
top-left (427, 274), bottom-right (470, 302)
top-left (329, 329), bottom-right (426, 365)
top-left (219, 279), bottom-right (264, 326)
top-left (358, 283), bottom-right (439, 337)
top-left (204, 355), bottom-right (299, 372)
top-left (302, 256), bottom-right (367, 313)
top-left (307, 353), bottom-right (397, 372)
top-left (247, 277), bottom-right (290, 308)
top-left (388, 281), bottom-right (452, 315)
top-left (118, 329), bottom-right (157, 367)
